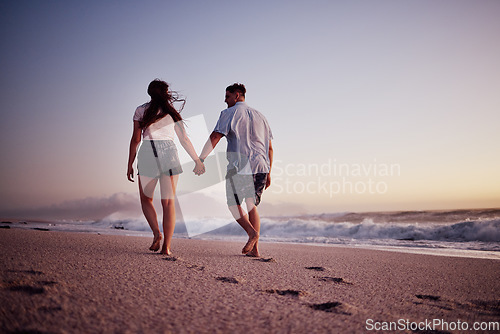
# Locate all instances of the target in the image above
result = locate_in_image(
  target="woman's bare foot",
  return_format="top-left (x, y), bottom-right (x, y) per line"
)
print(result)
top-left (160, 242), bottom-right (172, 256)
top-left (149, 233), bottom-right (162, 252)
top-left (242, 232), bottom-right (259, 254)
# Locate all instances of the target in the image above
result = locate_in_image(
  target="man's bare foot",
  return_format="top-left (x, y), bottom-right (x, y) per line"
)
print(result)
top-left (149, 233), bottom-right (162, 252)
top-left (242, 232), bottom-right (259, 254)
top-left (245, 244), bottom-right (260, 257)
top-left (245, 250), bottom-right (260, 257)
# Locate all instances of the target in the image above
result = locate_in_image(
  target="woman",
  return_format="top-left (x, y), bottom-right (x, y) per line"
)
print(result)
top-left (127, 79), bottom-right (204, 255)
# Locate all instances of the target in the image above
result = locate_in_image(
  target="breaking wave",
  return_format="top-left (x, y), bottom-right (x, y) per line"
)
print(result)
top-left (255, 218), bottom-right (500, 243)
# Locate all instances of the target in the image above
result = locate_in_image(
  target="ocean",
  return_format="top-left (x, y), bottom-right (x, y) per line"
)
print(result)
top-left (3, 208), bottom-right (499, 260)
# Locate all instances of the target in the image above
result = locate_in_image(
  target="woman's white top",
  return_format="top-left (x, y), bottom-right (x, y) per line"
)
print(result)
top-left (133, 103), bottom-right (175, 140)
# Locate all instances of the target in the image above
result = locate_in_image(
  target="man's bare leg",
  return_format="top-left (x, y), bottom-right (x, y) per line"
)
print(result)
top-left (229, 204), bottom-right (259, 254)
top-left (245, 198), bottom-right (260, 257)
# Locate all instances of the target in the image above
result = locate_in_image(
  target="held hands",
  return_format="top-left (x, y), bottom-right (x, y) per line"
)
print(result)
top-left (193, 158), bottom-right (205, 176)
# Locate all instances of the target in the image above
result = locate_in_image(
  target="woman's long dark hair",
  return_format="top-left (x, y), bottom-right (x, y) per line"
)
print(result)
top-left (140, 79), bottom-right (185, 129)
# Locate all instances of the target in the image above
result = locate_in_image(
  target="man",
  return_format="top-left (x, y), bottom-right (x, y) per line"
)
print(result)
top-left (199, 83), bottom-right (273, 257)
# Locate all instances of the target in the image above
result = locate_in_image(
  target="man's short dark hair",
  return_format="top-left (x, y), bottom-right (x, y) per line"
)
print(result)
top-left (226, 83), bottom-right (246, 97)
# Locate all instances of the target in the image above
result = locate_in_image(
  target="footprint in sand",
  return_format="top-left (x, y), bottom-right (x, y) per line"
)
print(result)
top-left (4, 270), bottom-right (55, 295)
top-left (305, 266), bottom-right (326, 271)
top-left (310, 301), bottom-right (341, 311)
top-left (216, 276), bottom-right (243, 284)
top-left (186, 264), bottom-right (205, 271)
top-left (38, 281), bottom-right (58, 286)
top-left (162, 256), bottom-right (207, 272)
top-left (7, 269), bottom-right (44, 276)
top-left (25, 270), bottom-right (44, 275)
top-left (309, 301), bottom-right (354, 315)
top-left (8, 285), bottom-right (46, 295)
top-left (254, 258), bottom-right (276, 263)
top-left (414, 294), bottom-right (454, 311)
top-left (416, 294), bottom-right (440, 301)
top-left (316, 276), bottom-right (353, 285)
top-left (265, 289), bottom-right (307, 298)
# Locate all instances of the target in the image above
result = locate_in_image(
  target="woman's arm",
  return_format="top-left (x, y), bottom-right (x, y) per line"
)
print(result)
top-left (199, 131), bottom-right (224, 161)
top-left (127, 121), bottom-right (142, 182)
top-left (174, 122), bottom-right (205, 175)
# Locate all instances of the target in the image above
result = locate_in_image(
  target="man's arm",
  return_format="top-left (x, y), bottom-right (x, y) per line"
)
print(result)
top-left (266, 140), bottom-right (273, 189)
top-left (199, 131), bottom-right (224, 161)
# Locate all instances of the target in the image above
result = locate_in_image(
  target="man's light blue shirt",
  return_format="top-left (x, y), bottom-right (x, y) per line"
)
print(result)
top-left (213, 102), bottom-right (273, 174)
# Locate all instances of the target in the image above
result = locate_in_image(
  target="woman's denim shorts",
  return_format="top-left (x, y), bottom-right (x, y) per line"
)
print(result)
top-left (137, 140), bottom-right (183, 178)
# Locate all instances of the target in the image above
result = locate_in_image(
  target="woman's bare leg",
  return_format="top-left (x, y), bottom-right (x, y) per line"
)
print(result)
top-left (138, 176), bottom-right (162, 251)
top-left (160, 198), bottom-right (175, 255)
top-left (159, 174), bottom-right (178, 255)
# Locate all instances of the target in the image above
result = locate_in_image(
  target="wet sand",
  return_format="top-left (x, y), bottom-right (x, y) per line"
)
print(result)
top-left (1, 229), bottom-right (499, 333)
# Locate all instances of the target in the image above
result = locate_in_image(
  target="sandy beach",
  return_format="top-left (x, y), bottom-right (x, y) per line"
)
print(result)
top-left (1, 228), bottom-right (499, 333)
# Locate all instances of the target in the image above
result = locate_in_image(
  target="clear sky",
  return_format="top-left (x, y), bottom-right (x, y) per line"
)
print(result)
top-left (1, 0), bottom-right (499, 218)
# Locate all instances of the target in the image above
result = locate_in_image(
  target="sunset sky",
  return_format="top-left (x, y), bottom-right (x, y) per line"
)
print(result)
top-left (1, 0), bottom-right (499, 218)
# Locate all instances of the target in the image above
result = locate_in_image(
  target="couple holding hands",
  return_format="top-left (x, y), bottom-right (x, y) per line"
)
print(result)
top-left (127, 80), bottom-right (273, 257)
